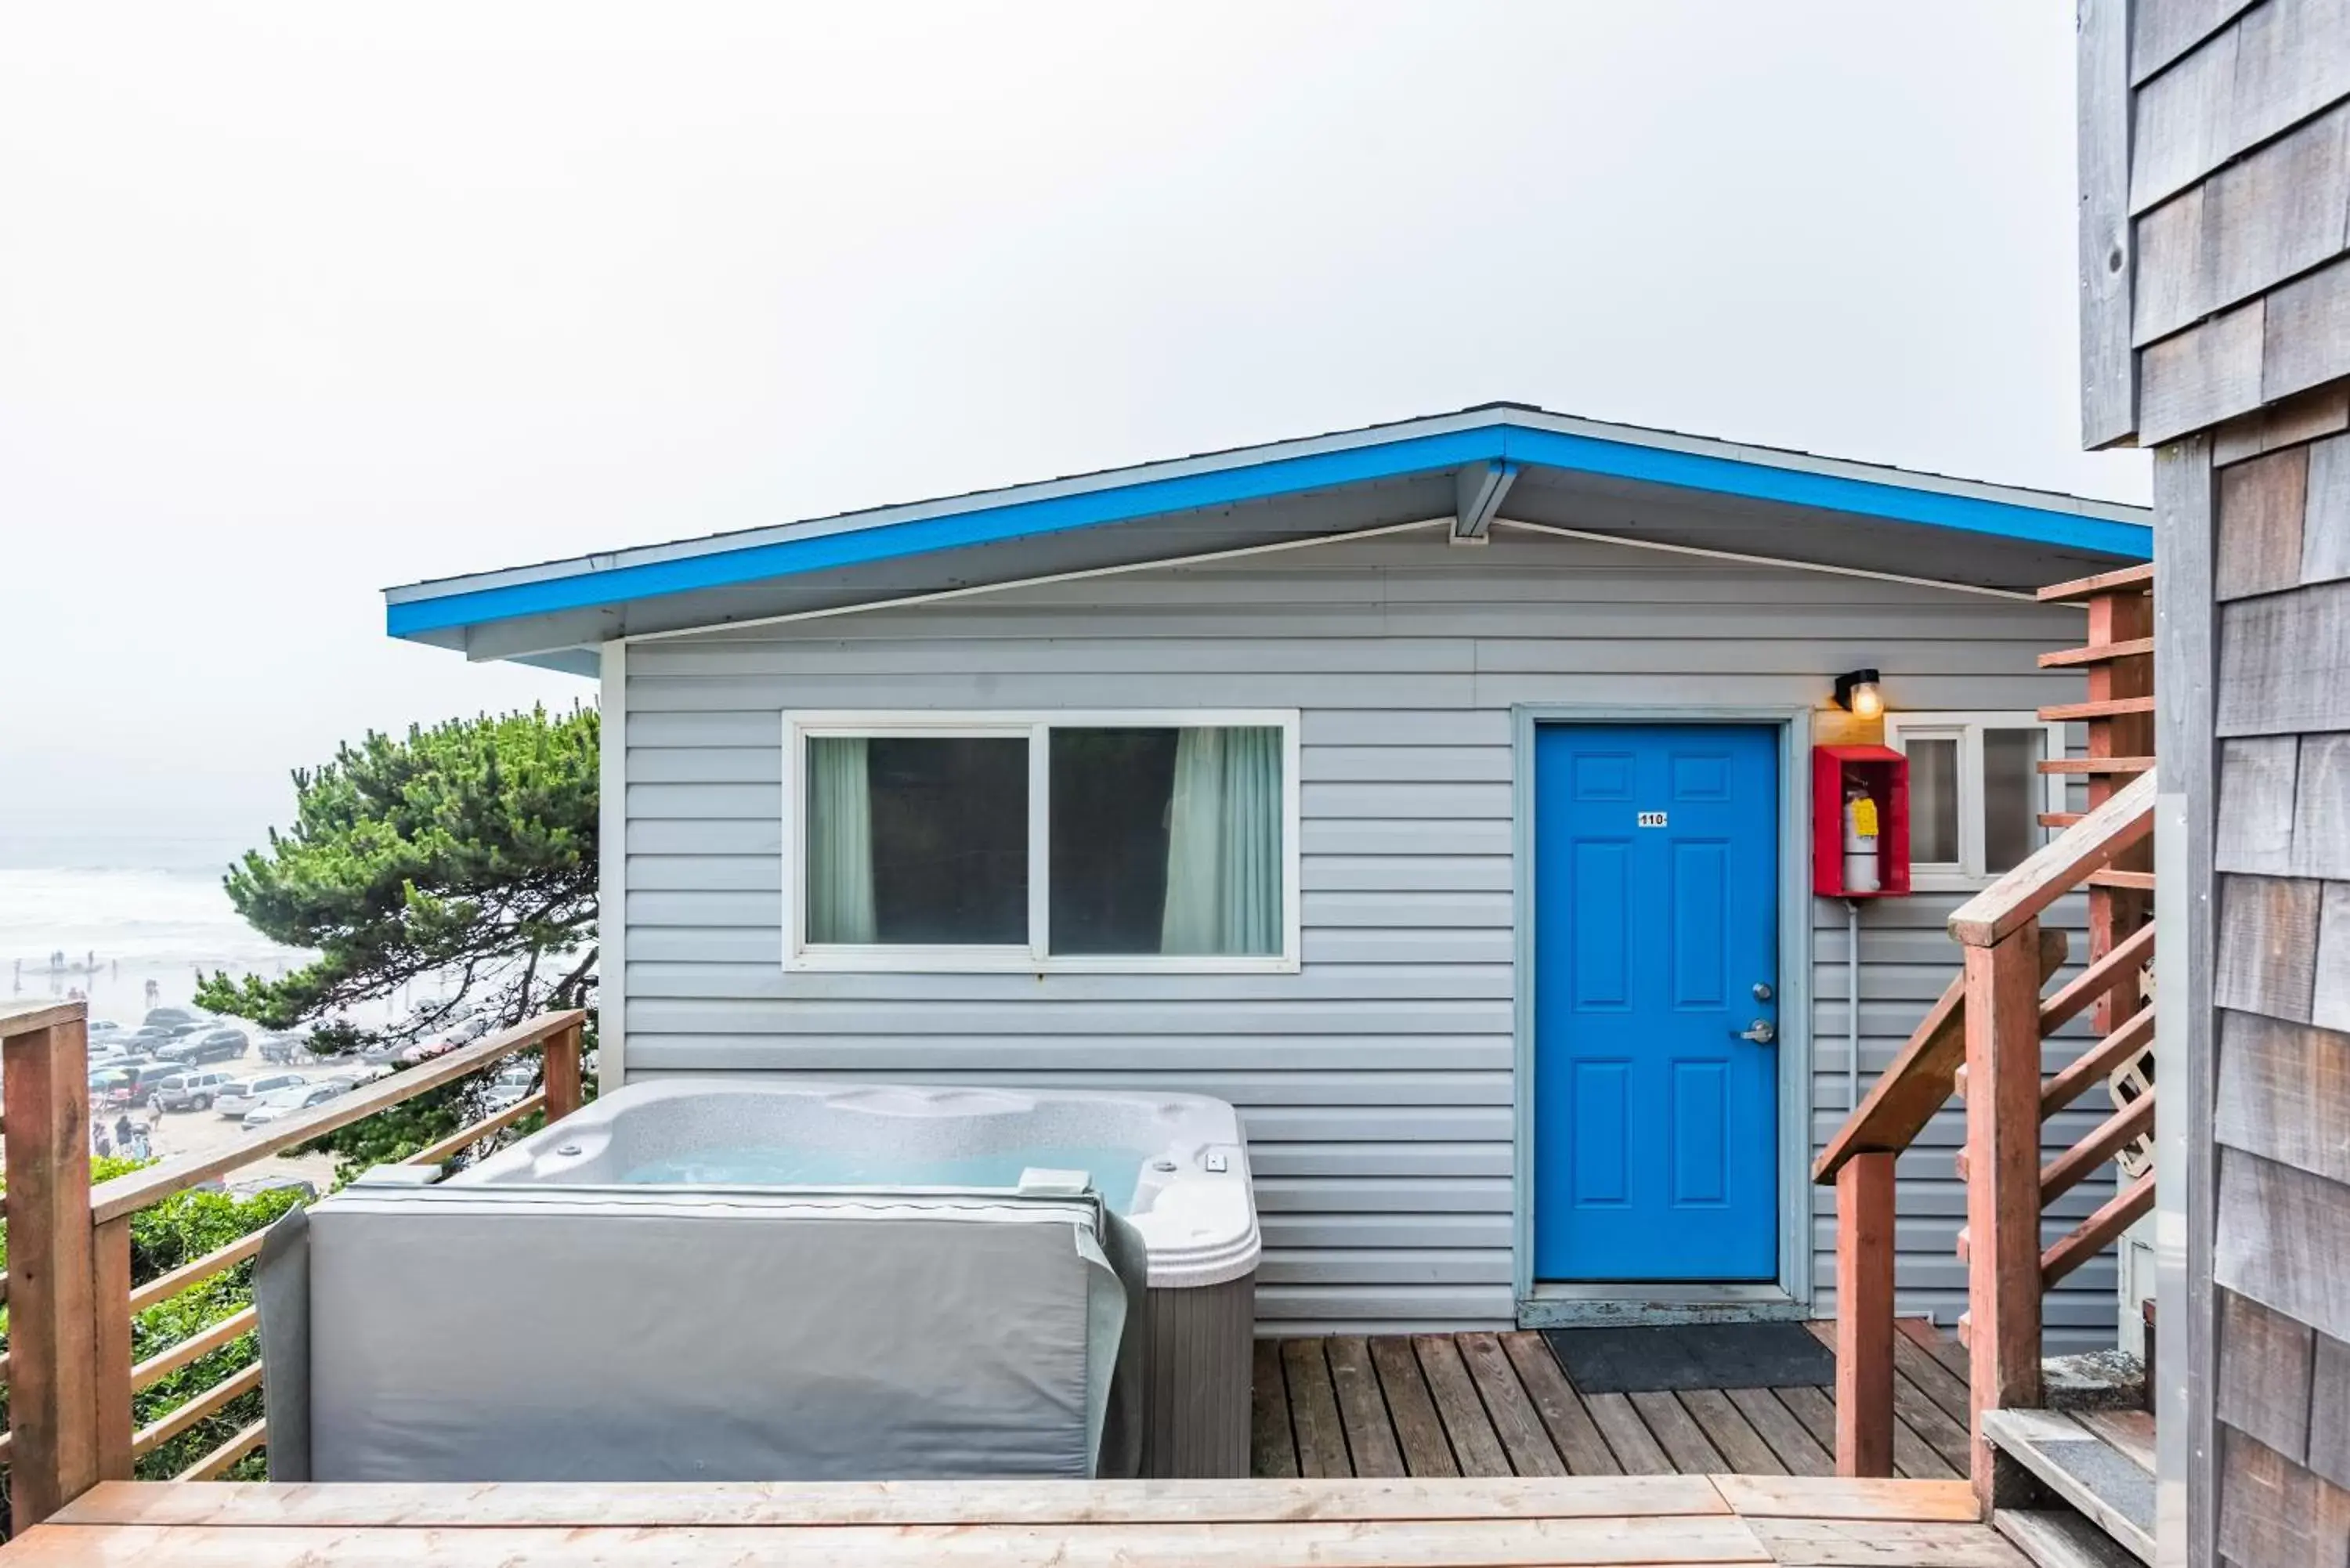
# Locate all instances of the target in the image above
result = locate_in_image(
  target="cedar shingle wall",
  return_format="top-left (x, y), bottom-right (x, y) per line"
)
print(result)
top-left (2204, 403), bottom-right (2350, 1562)
top-left (2083, 0), bottom-right (2350, 449)
top-left (2090, 2), bottom-right (2350, 1551)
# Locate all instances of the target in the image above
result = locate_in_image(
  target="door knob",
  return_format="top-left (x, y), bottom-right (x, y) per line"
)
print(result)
top-left (1733, 1020), bottom-right (1777, 1045)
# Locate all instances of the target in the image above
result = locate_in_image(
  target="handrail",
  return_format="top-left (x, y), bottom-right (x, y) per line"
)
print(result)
top-left (1947, 768), bottom-right (2156, 947)
top-left (1825, 780), bottom-right (2158, 1498)
top-left (0, 998), bottom-right (594, 1521)
top-left (1827, 569), bottom-right (2157, 1507)
top-left (92, 1009), bottom-right (588, 1223)
top-left (1813, 929), bottom-right (2066, 1184)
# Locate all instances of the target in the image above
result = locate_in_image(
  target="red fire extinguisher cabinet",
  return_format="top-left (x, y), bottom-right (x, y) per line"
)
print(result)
top-left (1812, 744), bottom-right (1911, 898)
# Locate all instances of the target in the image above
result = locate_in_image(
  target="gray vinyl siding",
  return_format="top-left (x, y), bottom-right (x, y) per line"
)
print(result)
top-left (617, 524), bottom-right (2112, 1340)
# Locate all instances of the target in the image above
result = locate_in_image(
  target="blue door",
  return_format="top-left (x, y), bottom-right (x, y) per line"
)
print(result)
top-left (1533, 724), bottom-right (1780, 1281)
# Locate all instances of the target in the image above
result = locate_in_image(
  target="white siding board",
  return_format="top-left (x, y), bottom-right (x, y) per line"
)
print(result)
top-left (621, 527), bottom-right (2109, 1337)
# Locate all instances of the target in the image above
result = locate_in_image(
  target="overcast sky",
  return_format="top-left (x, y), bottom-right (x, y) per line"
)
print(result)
top-left (1, 2), bottom-right (2149, 860)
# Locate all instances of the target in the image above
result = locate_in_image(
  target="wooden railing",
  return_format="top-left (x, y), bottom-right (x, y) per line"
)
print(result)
top-left (1815, 562), bottom-right (2159, 1508)
top-left (1815, 772), bottom-right (2156, 1499)
top-left (0, 997), bottom-right (588, 1527)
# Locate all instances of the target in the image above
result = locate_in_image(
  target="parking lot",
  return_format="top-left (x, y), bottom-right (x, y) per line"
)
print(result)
top-left (98, 1045), bottom-right (360, 1196)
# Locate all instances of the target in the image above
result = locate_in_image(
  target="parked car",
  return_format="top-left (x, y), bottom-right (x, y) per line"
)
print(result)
top-left (113, 1062), bottom-right (186, 1109)
top-left (483, 1063), bottom-right (538, 1111)
top-left (155, 1069), bottom-right (239, 1112)
top-left (161, 1028), bottom-right (249, 1066)
top-left (89, 1068), bottom-right (136, 1107)
top-left (142, 1006), bottom-right (198, 1028)
top-left (257, 1032), bottom-right (311, 1064)
top-left (213, 1073), bottom-right (309, 1119)
top-left (242, 1078), bottom-right (356, 1129)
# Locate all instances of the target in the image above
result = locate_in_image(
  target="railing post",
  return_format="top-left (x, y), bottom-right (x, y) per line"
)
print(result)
top-left (92, 1216), bottom-right (136, 1482)
top-left (1, 1003), bottom-right (99, 1525)
top-left (1834, 1151), bottom-right (1896, 1476)
top-left (544, 1017), bottom-right (584, 1123)
top-left (1963, 919), bottom-right (2046, 1508)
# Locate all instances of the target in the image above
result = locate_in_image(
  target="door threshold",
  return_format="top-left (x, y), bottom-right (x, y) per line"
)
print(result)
top-left (1518, 1283), bottom-right (1805, 1328)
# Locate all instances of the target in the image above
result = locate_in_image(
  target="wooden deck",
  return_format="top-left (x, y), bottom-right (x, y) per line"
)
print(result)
top-left (1253, 1322), bottom-right (1979, 1483)
top-left (10, 1475), bottom-right (2019, 1565)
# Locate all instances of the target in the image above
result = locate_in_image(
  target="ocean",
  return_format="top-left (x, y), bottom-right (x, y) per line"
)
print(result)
top-left (0, 830), bottom-right (309, 1028)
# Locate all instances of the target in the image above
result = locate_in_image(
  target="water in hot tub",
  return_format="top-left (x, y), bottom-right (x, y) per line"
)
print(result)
top-left (622, 1144), bottom-right (1149, 1212)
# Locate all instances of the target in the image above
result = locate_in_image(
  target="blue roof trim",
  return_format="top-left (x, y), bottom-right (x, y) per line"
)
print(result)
top-left (387, 417), bottom-right (2153, 638)
top-left (388, 427), bottom-right (1499, 637)
top-left (1493, 428), bottom-right (2153, 561)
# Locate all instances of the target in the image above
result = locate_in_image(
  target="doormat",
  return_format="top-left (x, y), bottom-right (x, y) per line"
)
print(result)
top-left (1542, 1323), bottom-right (1836, 1393)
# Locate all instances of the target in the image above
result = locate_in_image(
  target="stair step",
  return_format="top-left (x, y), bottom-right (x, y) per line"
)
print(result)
top-left (1980, 1409), bottom-right (2156, 1563)
top-left (2038, 562), bottom-right (2155, 604)
top-left (2088, 869), bottom-right (2157, 892)
top-left (2038, 695), bottom-right (2157, 721)
top-left (2039, 638), bottom-right (2155, 668)
top-left (2039, 811), bottom-right (2085, 829)
top-left (2038, 757), bottom-right (2155, 775)
top-left (1994, 1508), bottom-right (2144, 1568)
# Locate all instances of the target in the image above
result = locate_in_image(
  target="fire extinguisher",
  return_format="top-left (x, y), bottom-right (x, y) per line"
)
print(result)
top-left (1842, 779), bottom-right (1882, 894)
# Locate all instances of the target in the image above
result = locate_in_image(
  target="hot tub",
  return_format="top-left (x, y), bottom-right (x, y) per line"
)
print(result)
top-left (454, 1078), bottom-right (1260, 1477)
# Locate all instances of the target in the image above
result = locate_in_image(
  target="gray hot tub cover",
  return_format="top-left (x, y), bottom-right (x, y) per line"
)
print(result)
top-left (256, 1181), bottom-right (1145, 1482)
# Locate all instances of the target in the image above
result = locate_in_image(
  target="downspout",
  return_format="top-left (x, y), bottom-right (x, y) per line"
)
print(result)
top-left (1847, 899), bottom-right (1863, 1112)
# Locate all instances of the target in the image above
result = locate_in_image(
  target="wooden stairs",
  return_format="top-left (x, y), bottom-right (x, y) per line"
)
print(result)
top-left (1816, 562), bottom-right (2159, 1567)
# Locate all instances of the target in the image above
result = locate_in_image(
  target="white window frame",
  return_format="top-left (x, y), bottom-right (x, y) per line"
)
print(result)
top-left (782, 709), bottom-right (1303, 974)
top-left (1882, 710), bottom-right (2068, 891)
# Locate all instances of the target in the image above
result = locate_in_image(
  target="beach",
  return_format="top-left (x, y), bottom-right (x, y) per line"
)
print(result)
top-left (0, 830), bottom-right (308, 1027)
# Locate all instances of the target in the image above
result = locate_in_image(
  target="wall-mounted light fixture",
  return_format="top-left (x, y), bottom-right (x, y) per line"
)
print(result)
top-left (1833, 668), bottom-right (1883, 721)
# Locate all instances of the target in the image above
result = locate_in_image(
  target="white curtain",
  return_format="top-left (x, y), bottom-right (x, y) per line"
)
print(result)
top-left (805, 737), bottom-right (877, 943)
top-left (1160, 727), bottom-right (1282, 956)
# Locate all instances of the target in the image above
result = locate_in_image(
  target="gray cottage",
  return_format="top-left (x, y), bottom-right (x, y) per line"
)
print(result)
top-left (386, 403), bottom-right (2150, 1341)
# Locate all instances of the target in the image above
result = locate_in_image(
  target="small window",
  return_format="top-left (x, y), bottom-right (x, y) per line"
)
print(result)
top-left (1883, 713), bottom-right (2067, 887)
top-left (788, 713), bottom-right (1298, 972)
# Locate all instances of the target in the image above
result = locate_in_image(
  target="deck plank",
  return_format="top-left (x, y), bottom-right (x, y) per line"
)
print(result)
top-left (15, 1476), bottom-right (2026, 1567)
top-left (1710, 1476), bottom-right (1983, 1522)
top-left (1322, 1337), bottom-right (1405, 1479)
top-left (1629, 1391), bottom-right (1730, 1474)
top-left (54, 1476), bottom-right (1741, 1527)
top-left (1771, 1386), bottom-right (1942, 1482)
top-left (1677, 1389), bottom-right (1788, 1476)
top-left (1250, 1339), bottom-right (1297, 1479)
top-left (1723, 1390), bottom-right (1834, 1478)
top-left (1800, 1321), bottom-right (1966, 1476)
top-left (1889, 1335), bottom-right (1973, 1429)
top-left (1412, 1334), bottom-right (1513, 1477)
top-left (1367, 1337), bottom-right (1459, 1479)
top-left (1747, 1516), bottom-right (2030, 1565)
top-left (1891, 1371), bottom-right (1975, 1475)
top-left (1896, 1317), bottom-right (1972, 1385)
top-left (1280, 1340), bottom-right (1352, 1479)
top-left (1457, 1332), bottom-right (1566, 1477)
top-left (0, 1516), bottom-right (1783, 1566)
top-left (1500, 1331), bottom-right (1622, 1476)
top-left (1584, 1392), bottom-right (1679, 1476)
